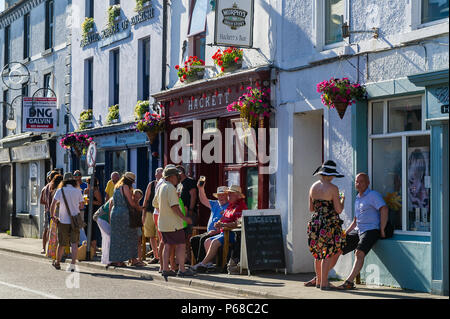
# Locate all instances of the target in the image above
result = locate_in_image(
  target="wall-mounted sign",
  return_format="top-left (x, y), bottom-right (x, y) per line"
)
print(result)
top-left (11, 141), bottom-right (50, 162)
top-left (214, 0), bottom-right (254, 48)
top-left (81, 7), bottom-right (155, 48)
top-left (22, 97), bottom-right (57, 132)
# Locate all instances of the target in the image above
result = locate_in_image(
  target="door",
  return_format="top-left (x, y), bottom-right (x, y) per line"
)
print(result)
top-left (0, 165), bottom-right (12, 231)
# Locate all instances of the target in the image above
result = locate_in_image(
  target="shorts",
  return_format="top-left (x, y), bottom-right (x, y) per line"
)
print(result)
top-left (57, 223), bottom-right (80, 247)
top-left (161, 229), bottom-right (186, 245)
top-left (43, 211), bottom-right (51, 229)
top-left (209, 231), bottom-right (235, 246)
top-left (144, 212), bottom-right (157, 238)
top-left (342, 229), bottom-right (380, 256)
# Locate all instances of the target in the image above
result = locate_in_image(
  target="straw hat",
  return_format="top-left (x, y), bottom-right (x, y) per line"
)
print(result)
top-left (163, 166), bottom-right (180, 179)
top-left (312, 160), bottom-right (344, 178)
top-left (213, 186), bottom-right (228, 198)
top-left (227, 185), bottom-right (245, 198)
top-left (123, 172), bottom-right (136, 182)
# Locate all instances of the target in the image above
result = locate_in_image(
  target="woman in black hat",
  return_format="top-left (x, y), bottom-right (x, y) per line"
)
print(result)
top-left (306, 160), bottom-right (346, 290)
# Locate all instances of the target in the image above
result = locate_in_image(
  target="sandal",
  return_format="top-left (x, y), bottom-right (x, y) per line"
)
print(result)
top-left (320, 283), bottom-right (337, 291)
top-left (304, 277), bottom-right (317, 287)
top-left (337, 280), bottom-right (356, 290)
top-left (52, 260), bottom-right (61, 270)
top-left (131, 261), bottom-right (147, 267)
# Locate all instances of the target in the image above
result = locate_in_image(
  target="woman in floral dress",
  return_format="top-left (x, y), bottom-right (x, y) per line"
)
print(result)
top-left (307, 161), bottom-right (346, 290)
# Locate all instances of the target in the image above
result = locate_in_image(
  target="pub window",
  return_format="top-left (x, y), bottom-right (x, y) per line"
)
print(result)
top-left (369, 95), bottom-right (431, 234)
top-left (45, 0), bottom-right (54, 50)
top-left (110, 49), bottom-right (120, 106)
top-left (325, 0), bottom-right (344, 46)
top-left (421, 0), bottom-right (449, 24)
top-left (85, 58), bottom-right (94, 109)
top-left (140, 37), bottom-right (151, 101)
top-left (24, 13), bottom-right (31, 59)
top-left (4, 25), bottom-right (10, 66)
top-left (188, 0), bottom-right (207, 61)
top-left (86, 0), bottom-right (94, 18)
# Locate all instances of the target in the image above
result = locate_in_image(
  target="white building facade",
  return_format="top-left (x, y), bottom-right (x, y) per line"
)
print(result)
top-left (274, 0), bottom-right (448, 294)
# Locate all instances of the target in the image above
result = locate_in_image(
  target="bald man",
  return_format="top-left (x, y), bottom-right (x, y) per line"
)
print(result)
top-left (337, 173), bottom-right (388, 290)
top-left (105, 171), bottom-right (120, 201)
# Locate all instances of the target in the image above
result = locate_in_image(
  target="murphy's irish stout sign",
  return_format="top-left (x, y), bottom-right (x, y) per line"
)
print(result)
top-left (22, 97), bottom-right (57, 132)
top-left (214, 0), bottom-right (254, 48)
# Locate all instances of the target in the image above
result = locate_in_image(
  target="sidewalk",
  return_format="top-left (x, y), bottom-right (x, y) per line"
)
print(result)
top-left (0, 232), bottom-right (444, 299)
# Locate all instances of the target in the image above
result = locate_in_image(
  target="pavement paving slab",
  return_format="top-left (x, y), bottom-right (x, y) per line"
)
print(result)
top-left (0, 233), bottom-right (446, 300)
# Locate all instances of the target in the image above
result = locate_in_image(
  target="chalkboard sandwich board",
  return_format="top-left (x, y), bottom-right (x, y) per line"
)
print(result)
top-left (240, 209), bottom-right (286, 275)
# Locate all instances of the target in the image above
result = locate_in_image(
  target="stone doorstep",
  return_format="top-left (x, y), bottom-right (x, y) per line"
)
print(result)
top-left (0, 246), bottom-right (283, 299)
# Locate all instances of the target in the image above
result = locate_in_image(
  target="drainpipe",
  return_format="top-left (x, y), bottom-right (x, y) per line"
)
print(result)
top-left (162, 0), bottom-right (168, 91)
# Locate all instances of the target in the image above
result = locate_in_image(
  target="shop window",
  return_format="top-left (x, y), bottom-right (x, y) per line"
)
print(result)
top-left (85, 58), bottom-right (94, 109)
top-left (86, 0), bottom-right (94, 18)
top-left (369, 95), bottom-right (430, 234)
top-left (246, 167), bottom-right (259, 210)
top-left (111, 150), bottom-right (127, 175)
top-left (421, 0), bottom-right (449, 24)
top-left (139, 37), bottom-right (151, 101)
top-left (110, 49), bottom-right (120, 106)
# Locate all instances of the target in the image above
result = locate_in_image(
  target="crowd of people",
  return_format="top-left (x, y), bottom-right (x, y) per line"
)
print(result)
top-left (39, 160), bottom-right (388, 290)
top-left (39, 165), bottom-right (247, 277)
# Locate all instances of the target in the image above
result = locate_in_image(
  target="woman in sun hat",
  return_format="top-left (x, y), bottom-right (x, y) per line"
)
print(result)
top-left (192, 185), bottom-right (247, 272)
top-left (305, 160), bottom-right (346, 290)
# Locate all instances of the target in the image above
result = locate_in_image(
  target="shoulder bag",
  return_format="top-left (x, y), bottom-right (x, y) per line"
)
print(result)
top-left (61, 188), bottom-right (86, 230)
top-left (122, 187), bottom-right (143, 228)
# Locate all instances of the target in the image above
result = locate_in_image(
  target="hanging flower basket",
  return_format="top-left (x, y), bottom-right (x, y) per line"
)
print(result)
top-left (227, 86), bottom-right (272, 129)
top-left (175, 56), bottom-right (205, 84)
top-left (212, 47), bottom-right (243, 73)
top-left (316, 78), bottom-right (366, 119)
top-left (134, 112), bottom-right (164, 144)
top-left (60, 133), bottom-right (93, 157)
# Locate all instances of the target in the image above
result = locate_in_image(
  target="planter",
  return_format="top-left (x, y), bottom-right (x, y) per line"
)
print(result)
top-left (219, 61), bottom-right (242, 73)
top-left (109, 119), bottom-right (120, 124)
top-left (146, 130), bottom-right (159, 144)
top-left (333, 102), bottom-right (349, 119)
top-left (184, 71), bottom-right (204, 83)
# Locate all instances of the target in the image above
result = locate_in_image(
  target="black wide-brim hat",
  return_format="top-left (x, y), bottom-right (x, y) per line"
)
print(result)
top-left (313, 160), bottom-right (344, 178)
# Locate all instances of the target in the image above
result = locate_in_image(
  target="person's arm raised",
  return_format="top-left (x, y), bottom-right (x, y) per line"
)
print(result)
top-left (197, 182), bottom-right (211, 209)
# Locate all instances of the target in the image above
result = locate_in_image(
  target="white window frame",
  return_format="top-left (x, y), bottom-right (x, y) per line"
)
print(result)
top-left (368, 94), bottom-right (431, 236)
top-left (313, 0), bottom-right (349, 52)
top-left (409, 0), bottom-right (450, 30)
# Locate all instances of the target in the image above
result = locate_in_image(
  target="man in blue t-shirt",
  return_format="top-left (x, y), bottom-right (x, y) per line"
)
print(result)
top-left (190, 183), bottom-right (229, 267)
top-left (337, 173), bottom-right (388, 290)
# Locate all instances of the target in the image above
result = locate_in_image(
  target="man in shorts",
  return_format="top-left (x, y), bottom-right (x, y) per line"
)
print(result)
top-left (337, 173), bottom-right (388, 290)
top-left (152, 166), bottom-right (194, 278)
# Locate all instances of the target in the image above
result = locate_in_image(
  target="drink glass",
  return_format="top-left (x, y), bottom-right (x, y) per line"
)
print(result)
top-left (198, 175), bottom-right (206, 186)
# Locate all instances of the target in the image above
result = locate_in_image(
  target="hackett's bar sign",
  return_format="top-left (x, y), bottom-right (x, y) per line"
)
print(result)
top-left (215, 0), bottom-right (254, 48)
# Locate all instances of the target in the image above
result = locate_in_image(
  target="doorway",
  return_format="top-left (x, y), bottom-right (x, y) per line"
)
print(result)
top-left (0, 165), bottom-right (12, 231)
top-left (292, 110), bottom-right (324, 272)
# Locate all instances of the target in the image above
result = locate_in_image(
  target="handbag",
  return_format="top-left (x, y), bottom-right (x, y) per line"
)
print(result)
top-left (122, 187), bottom-right (143, 228)
top-left (61, 188), bottom-right (86, 230)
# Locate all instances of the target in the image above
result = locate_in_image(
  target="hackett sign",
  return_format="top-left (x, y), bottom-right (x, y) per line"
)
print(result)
top-left (214, 0), bottom-right (254, 48)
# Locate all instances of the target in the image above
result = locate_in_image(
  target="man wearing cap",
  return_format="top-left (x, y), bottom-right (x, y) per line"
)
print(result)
top-left (152, 166), bottom-right (195, 277)
top-left (50, 173), bottom-right (85, 271)
top-left (192, 185), bottom-right (247, 272)
top-left (191, 182), bottom-right (229, 266)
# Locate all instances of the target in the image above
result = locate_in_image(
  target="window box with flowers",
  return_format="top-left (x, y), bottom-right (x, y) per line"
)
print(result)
top-left (213, 47), bottom-right (243, 73)
top-left (135, 0), bottom-right (152, 12)
top-left (227, 86), bottom-right (272, 129)
top-left (316, 77), bottom-right (366, 119)
top-left (81, 17), bottom-right (95, 38)
top-left (108, 4), bottom-right (121, 26)
top-left (106, 104), bottom-right (120, 124)
top-left (175, 56), bottom-right (205, 83)
top-left (79, 109), bottom-right (94, 130)
top-left (134, 100), bottom-right (150, 120)
top-left (134, 112), bottom-right (165, 144)
top-left (60, 133), bottom-right (93, 157)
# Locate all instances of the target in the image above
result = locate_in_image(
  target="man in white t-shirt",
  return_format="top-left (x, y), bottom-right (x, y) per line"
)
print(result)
top-left (50, 173), bottom-right (84, 271)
